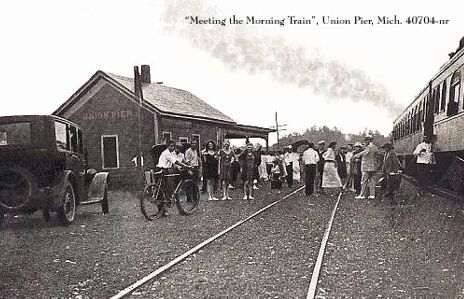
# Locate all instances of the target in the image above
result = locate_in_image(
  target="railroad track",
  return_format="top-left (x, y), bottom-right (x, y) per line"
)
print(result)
top-left (402, 173), bottom-right (463, 202)
top-left (109, 187), bottom-right (345, 299)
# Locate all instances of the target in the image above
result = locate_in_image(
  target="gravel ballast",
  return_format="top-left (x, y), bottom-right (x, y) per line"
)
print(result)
top-left (0, 183), bottom-right (306, 298)
top-left (132, 190), bottom-right (337, 298)
top-left (318, 182), bottom-right (464, 298)
top-left (2, 180), bottom-right (464, 298)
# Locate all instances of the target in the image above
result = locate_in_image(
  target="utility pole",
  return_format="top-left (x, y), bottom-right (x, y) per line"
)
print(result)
top-left (270, 112), bottom-right (287, 146)
top-left (275, 112), bottom-right (279, 145)
top-left (134, 66), bottom-right (144, 185)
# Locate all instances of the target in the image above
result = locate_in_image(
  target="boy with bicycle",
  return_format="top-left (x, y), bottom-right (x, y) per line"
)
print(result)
top-left (157, 140), bottom-right (194, 215)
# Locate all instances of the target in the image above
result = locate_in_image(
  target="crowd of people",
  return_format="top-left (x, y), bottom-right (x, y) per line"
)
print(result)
top-left (156, 135), bottom-right (410, 202)
top-left (301, 136), bottom-right (404, 199)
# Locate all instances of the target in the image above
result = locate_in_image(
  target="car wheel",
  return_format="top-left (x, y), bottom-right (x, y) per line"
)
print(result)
top-left (101, 187), bottom-right (109, 214)
top-left (57, 180), bottom-right (76, 225)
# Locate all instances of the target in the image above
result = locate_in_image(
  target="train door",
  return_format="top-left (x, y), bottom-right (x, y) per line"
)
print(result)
top-left (423, 81), bottom-right (435, 139)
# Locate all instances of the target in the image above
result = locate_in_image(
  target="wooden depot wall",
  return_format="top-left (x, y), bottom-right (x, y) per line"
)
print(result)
top-left (62, 80), bottom-right (226, 188)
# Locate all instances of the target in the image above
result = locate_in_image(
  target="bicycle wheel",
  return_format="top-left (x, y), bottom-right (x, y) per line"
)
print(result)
top-left (175, 179), bottom-right (199, 215)
top-left (140, 182), bottom-right (165, 220)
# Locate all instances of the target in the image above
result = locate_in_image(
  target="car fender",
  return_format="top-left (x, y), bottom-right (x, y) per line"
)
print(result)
top-left (87, 172), bottom-right (109, 202)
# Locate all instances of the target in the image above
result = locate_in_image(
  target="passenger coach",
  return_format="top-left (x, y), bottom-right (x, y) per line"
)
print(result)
top-left (392, 36), bottom-right (464, 194)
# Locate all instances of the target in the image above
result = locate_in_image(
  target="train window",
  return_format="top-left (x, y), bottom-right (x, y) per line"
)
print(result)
top-left (441, 80), bottom-right (447, 111)
top-left (408, 111), bottom-right (412, 135)
top-left (405, 113), bottom-right (409, 135)
top-left (418, 105), bottom-right (423, 130)
top-left (399, 121), bottom-right (402, 138)
top-left (415, 106), bottom-right (420, 132)
top-left (447, 71), bottom-right (460, 116)
top-left (422, 99), bottom-right (426, 121)
top-left (410, 109), bottom-right (414, 134)
top-left (400, 120), bottom-right (403, 138)
top-left (434, 87), bottom-right (440, 113)
top-left (427, 96), bottom-right (431, 118)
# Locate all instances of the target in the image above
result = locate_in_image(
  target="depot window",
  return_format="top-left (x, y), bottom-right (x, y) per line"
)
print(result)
top-left (101, 135), bottom-right (119, 169)
top-left (162, 132), bottom-right (172, 143)
top-left (179, 137), bottom-right (189, 144)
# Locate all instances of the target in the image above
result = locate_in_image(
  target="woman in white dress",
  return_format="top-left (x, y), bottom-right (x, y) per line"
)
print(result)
top-left (322, 141), bottom-right (342, 191)
top-left (290, 150), bottom-right (301, 182)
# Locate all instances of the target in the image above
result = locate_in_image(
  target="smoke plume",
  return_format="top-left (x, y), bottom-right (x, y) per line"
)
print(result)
top-left (161, 0), bottom-right (402, 116)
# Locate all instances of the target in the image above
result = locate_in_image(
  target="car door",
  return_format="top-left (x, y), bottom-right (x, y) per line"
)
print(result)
top-left (55, 121), bottom-right (86, 202)
top-left (67, 125), bottom-right (86, 201)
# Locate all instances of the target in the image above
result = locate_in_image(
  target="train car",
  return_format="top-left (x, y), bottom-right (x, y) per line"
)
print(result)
top-left (392, 36), bottom-right (464, 194)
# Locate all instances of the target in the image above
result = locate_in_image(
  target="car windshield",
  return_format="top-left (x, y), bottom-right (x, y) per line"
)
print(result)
top-left (0, 122), bottom-right (31, 146)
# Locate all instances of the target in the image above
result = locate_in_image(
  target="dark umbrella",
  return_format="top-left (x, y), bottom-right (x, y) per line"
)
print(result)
top-left (151, 144), bottom-right (168, 167)
top-left (291, 140), bottom-right (310, 152)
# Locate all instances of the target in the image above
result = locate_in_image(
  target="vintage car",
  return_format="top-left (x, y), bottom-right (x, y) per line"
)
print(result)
top-left (0, 115), bottom-right (109, 226)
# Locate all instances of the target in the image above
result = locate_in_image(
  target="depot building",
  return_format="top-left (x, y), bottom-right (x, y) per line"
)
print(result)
top-left (53, 65), bottom-right (273, 187)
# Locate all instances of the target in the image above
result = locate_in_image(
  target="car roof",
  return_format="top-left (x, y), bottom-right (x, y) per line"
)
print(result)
top-left (0, 115), bottom-right (81, 130)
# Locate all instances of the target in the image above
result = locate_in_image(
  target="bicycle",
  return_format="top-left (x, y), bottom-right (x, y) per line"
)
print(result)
top-left (140, 168), bottom-right (200, 220)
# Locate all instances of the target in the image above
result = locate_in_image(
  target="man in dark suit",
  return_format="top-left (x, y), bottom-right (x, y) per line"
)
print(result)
top-left (381, 143), bottom-right (402, 198)
top-left (335, 146), bottom-right (347, 182)
top-left (316, 140), bottom-right (326, 193)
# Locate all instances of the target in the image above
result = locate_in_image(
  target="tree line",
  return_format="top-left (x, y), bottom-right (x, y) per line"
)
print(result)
top-left (272, 126), bottom-right (391, 150)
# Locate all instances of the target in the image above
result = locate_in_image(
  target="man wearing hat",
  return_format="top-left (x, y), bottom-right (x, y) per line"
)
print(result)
top-left (381, 143), bottom-right (402, 198)
top-left (413, 135), bottom-right (434, 192)
top-left (335, 146), bottom-right (348, 182)
top-left (354, 135), bottom-right (379, 199)
top-left (316, 140), bottom-right (326, 193)
top-left (351, 142), bottom-right (363, 195)
top-left (284, 145), bottom-right (294, 187)
top-left (343, 143), bottom-right (354, 190)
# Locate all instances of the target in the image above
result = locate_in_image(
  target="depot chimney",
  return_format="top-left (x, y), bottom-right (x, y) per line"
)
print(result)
top-left (133, 66), bottom-right (142, 100)
top-left (141, 65), bottom-right (151, 84)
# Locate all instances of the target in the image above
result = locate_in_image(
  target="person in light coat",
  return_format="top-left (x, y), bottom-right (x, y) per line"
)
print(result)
top-left (354, 135), bottom-right (379, 199)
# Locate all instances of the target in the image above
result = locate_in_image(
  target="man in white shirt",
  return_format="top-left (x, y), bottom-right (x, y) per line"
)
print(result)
top-left (184, 140), bottom-right (201, 201)
top-left (343, 144), bottom-right (354, 190)
top-left (284, 146), bottom-right (294, 187)
top-left (302, 142), bottom-right (320, 196)
top-left (157, 140), bottom-right (192, 203)
top-left (184, 140), bottom-right (200, 168)
top-left (413, 136), bottom-right (434, 190)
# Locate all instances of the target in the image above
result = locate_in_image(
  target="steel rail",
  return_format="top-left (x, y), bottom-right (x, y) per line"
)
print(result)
top-left (110, 186), bottom-right (305, 299)
top-left (306, 191), bottom-right (343, 299)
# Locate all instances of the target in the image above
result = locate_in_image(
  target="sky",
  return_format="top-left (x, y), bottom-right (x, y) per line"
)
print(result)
top-left (0, 0), bottom-right (463, 144)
